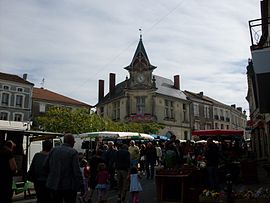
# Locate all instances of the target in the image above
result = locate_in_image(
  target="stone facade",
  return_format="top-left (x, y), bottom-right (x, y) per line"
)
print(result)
top-left (0, 72), bottom-right (33, 129)
top-left (96, 36), bottom-right (191, 140)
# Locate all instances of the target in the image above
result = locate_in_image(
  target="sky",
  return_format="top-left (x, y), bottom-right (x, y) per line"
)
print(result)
top-left (0, 0), bottom-right (261, 117)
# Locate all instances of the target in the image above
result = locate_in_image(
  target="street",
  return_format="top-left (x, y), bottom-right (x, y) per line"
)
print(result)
top-left (13, 176), bottom-right (157, 203)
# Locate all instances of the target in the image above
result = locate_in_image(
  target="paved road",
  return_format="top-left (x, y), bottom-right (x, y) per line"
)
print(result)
top-left (13, 176), bottom-right (157, 203)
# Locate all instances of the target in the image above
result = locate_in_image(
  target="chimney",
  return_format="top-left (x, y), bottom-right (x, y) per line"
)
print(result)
top-left (198, 92), bottom-right (203, 97)
top-left (98, 80), bottom-right (104, 102)
top-left (174, 75), bottom-right (180, 90)
top-left (237, 107), bottom-right (242, 112)
top-left (23, 73), bottom-right (27, 80)
top-left (109, 73), bottom-right (116, 94)
top-left (231, 104), bottom-right (236, 108)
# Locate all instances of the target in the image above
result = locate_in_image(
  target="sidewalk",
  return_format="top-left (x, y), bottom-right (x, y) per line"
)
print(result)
top-left (233, 160), bottom-right (270, 191)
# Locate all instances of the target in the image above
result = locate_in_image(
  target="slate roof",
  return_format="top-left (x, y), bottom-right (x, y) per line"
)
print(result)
top-left (154, 75), bottom-right (187, 100)
top-left (0, 72), bottom-right (34, 86)
top-left (124, 37), bottom-right (156, 71)
top-left (97, 80), bottom-right (127, 105)
top-left (33, 87), bottom-right (92, 108)
top-left (184, 90), bottom-right (213, 103)
top-left (97, 75), bottom-right (187, 106)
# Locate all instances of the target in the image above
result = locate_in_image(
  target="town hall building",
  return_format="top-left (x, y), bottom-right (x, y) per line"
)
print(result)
top-left (96, 35), bottom-right (191, 139)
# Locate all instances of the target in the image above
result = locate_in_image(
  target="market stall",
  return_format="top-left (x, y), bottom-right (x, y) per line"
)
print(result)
top-left (155, 166), bottom-right (201, 203)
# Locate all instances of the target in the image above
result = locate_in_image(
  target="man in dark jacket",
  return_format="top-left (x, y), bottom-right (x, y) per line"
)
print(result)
top-left (28, 140), bottom-right (53, 203)
top-left (44, 134), bottom-right (83, 203)
top-left (0, 140), bottom-right (17, 203)
top-left (204, 138), bottom-right (219, 191)
top-left (145, 142), bottom-right (157, 179)
top-left (115, 144), bottom-right (130, 203)
top-left (104, 141), bottom-right (117, 189)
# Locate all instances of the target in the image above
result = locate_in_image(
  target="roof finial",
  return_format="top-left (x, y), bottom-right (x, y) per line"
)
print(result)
top-left (139, 28), bottom-right (142, 40)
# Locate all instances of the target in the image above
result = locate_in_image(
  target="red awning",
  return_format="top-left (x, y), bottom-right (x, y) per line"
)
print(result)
top-left (192, 130), bottom-right (244, 136)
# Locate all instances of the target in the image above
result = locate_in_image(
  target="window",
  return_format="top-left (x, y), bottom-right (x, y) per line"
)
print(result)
top-left (193, 103), bottom-right (199, 116)
top-left (183, 103), bottom-right (188, 122)
top-left (14, 113), bottom-right (23, 121)
top-left (1, 92), bottom-right (10, 106)
top-left (0, 112), bottom-right (8, 120)
top-left (204, 105), bottom-right (210, 118)
top-left (215, 122), bottom-right (219, 129)
top-left (112, 101), bottom-right (120, 120)
top-left (17, 87), bottom-right (23, 92)
top-left (39, 103), bottom-right (46, 113)
top-left (15, 95), bottom-right (23, 108)
top-left (221, 124), bottom-right (224, 129)
top-left (205, 123), bottom-right (212, 129)
top-left (184, 131), bottom-right (188, 140)
top-left (136, 97), bottom-right (145, 115)
top-left (165, 99), bottom-right (174, 119)
top-left (194, 121), bottom-right (200, 130)
top-left (3, 85), bottom-right (9, 90)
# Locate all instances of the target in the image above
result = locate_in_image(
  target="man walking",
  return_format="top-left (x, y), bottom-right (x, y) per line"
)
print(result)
top-left (45, 134), bottom-right (83, 203)
top-left (28, 140), bottom-right (53, 203)
top-left (0, 140), bottom-right (17, 203)
top-left (128, 140), bottom-right (140, 167)
top-left (104, 141), bottom-right (117, 189)
top-left (116, 144), bottom-right (130, 203)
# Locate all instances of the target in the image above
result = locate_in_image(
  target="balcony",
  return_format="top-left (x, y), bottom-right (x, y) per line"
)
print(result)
top-left (249, 17), bottom-right (270, 51)
top-left (249, 16), bottom-right (270, 113)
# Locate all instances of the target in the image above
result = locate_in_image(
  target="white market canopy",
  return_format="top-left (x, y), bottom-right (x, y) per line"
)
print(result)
top-left (76, 131), bottom-right (154, 140)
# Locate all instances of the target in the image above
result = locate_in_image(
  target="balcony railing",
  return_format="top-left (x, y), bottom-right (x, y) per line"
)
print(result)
top-left (249, 17), bottom-right (270, 50)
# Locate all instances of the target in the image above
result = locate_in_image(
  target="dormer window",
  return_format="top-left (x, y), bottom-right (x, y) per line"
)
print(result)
top-left (17, 87), bottom-right (23, 92)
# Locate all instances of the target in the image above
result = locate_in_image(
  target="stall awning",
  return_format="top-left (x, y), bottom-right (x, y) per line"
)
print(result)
top-left (192, 130), bottom-right (244, 136)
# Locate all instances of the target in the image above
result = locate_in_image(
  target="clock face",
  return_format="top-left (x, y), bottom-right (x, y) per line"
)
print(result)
top-left (137, 74), bottom-right (145, 83)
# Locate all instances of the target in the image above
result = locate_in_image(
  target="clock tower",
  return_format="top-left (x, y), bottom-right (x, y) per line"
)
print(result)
top-left (124, 34), bottom-right (157, 89)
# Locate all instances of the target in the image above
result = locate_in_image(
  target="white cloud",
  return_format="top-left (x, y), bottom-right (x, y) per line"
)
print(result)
top-left (0, 0), bottom-right (261, 114)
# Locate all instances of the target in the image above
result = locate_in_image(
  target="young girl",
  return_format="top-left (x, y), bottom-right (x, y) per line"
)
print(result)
top-left (129, 167), bottom-right (143, 203)
top-left (95, 163), bottom-right (110, 203)
top-left (79, 159), bottom-right (91, 203)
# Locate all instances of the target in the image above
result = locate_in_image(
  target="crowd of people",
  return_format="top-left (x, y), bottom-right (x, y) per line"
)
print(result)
top-left (0, 133), bottom-right (247, 203)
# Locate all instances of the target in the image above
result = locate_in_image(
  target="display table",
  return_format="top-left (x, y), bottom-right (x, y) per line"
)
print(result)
top-left (156, 167), bottom-right (200, 203)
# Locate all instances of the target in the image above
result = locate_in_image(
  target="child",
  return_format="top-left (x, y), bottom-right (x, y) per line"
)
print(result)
top-left (129, 167), bottom-right (142, 203)
top-left (79, 159), bottom-right (91, 203)
top-left (95, 163), bottom-right (110, 203)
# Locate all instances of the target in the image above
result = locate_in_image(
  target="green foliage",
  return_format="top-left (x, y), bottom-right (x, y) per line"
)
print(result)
top-left (36, 106), bottom-right (164, 134)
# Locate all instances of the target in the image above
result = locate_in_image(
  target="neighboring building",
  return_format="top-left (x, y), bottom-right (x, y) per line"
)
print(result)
top-left (184, 91), bottom-right (213, 130)
top-left (96, 35), bottom-right (191, 139)
top-left (32, 87), bottom-right (92, 129)
top-left (246, 0), bottom-right (270, 160)
top-left (185, 90), bottom-right (247, 132)
top-left (0, 72), bottom-right (34, 130)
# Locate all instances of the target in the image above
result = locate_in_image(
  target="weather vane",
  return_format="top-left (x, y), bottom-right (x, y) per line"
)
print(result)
top-left (139, 28), bottom-right (142, 40)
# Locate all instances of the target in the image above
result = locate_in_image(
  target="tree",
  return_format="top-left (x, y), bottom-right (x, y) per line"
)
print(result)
top-left (36, 106), bottom-right (164, 134)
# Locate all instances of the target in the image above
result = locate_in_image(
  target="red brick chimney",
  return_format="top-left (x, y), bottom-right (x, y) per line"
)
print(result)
top-left (174, 75), bottom-right (180, 90)
top-left (98, 80), bottom-right (104, 102)
top-left (109, 73), bottom-right (116, 95)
